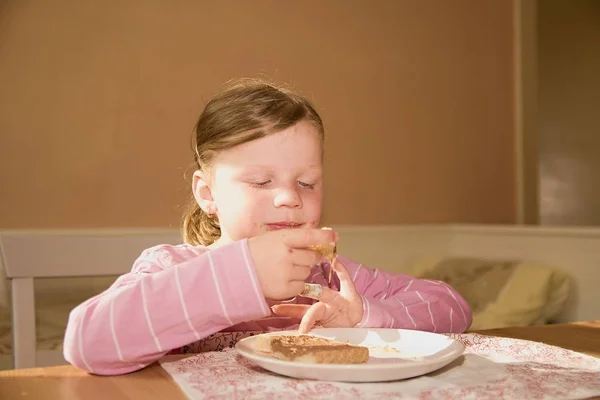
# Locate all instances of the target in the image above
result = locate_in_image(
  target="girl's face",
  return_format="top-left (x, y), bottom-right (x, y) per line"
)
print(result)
top-left (194, 120), bottom-right (324, 246)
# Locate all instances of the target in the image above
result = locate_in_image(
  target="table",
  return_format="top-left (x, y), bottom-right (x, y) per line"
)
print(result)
top-left (1, 321), bottom-right (598, 400)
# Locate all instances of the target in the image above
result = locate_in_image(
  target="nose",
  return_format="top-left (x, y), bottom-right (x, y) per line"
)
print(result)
top-left (273, 187), bottom-right (302, 208)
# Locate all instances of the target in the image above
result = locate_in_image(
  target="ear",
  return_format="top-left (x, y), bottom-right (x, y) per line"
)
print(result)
top-left (192, 170), bottom-right (216, 215)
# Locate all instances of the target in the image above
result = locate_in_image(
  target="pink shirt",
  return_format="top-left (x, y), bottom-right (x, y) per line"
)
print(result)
top-left (63, 239), bottom-right (472, 375)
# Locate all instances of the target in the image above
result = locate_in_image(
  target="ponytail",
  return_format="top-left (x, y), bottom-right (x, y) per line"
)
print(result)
top-left (182, 199), bottom-right (221, 246)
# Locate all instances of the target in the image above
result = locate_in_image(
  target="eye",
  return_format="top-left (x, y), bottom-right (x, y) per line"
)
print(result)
top-left (298, 181), bottom-right (316, 190)
top-left (250, 180), bottom-right (271, 188)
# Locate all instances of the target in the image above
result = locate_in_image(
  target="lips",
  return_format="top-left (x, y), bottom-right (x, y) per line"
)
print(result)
top-left (266, 222), bottom-right (303, 231)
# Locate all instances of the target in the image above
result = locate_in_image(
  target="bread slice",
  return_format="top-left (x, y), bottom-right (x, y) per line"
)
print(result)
top-left (309, 242), bottom-right (336, 261)
top-left (308, 227), bottom-right (337, 282)
top-left (308, 227), bottom-right (337, 259)
top-left (259, 335), bottom-right (369, 364)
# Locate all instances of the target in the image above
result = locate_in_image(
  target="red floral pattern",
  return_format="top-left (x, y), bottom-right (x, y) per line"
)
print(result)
top-left (167, 331), bottom-right (262, 355)
top-left (159, 332), bottom-right (600, 399)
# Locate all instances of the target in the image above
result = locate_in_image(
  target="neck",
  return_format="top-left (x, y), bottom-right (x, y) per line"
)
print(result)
top-left (208, 235), bottom-right (234, 250)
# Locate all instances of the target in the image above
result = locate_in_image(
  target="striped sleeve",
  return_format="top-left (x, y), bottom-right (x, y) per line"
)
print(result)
top-left (63, 239), bottom-right (270, 375)
top-left (335, 256), bottom-right (472, 333)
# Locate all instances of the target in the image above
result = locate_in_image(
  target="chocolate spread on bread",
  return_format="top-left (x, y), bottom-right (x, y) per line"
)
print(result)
top-left (268, 335), bottom-right (369, 364)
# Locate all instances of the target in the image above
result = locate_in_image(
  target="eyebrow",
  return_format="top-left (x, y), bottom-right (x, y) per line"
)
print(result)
top-left (243, 165), bottom-right (322, 172)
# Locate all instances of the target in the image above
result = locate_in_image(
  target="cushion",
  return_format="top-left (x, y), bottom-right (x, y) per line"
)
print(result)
top-left (411, 257), bottom-right (571, 330)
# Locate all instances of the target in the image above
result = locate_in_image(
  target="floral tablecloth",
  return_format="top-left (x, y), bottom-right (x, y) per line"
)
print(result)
top-left (159, 333), bottom-right (600, 399)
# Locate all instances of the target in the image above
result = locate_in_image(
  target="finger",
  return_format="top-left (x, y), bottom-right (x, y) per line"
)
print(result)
top-left (298, 283), bottom-right (323, 300)
top-left (298, 284), bottom-right (340, 303)
top-left (270, 304), bottom-right (311, 319)
top-left (289, 248), bottom-right (322, 267)
top-left (299, 302), bottom-right (327, 334)
top-left (331, 258), bottom-right (357, 296)
top-left (289, 265), bottom-right (311, 282)
top-left (288, 281), bottom-right (306, 298)
top-left (280, 228), bottom-right (338, 249)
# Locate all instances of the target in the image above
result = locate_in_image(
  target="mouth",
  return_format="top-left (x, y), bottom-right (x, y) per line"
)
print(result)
top-left (266, 222), bottom-right (304, 231)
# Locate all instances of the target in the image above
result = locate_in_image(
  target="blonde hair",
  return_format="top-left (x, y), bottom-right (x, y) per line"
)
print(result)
top-left (182, 78), bottom-right (325, 246)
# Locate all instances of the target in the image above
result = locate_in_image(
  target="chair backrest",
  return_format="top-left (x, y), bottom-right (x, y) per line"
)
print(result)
top-left (0, 229), bottom-right (182, 369)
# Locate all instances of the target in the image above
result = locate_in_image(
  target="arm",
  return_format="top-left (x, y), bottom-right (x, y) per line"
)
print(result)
top-left (336, 256), bottom-right (472, 333)
top-left (63, 240), bottom-right (270, 375)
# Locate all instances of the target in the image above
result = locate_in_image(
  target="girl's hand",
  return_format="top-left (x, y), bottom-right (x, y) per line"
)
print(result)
top-left (271, 258), bottom-right (363, 333)
top-left (248, 228), bottom-right (338, 301)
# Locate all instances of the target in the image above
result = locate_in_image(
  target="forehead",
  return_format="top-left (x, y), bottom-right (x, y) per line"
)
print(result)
top-left (213, 121), bottom-right (323, 170)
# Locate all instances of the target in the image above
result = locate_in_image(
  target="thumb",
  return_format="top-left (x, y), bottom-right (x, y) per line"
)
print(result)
top-left (281, 228), bottom-right (338, 249)
top-left (331, 258), bottom-right (358, 296)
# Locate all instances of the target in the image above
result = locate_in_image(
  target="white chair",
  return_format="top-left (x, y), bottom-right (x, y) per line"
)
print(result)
top-left (0, 229), bottom-right (181, 369)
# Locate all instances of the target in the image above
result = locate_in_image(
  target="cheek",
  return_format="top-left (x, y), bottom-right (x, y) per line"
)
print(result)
top-left (216, 185), bottom-right (255, 208)
top-left (303, 191), bottom-right (323, 212)
top-left (306, 218), bottom-right (320, 228)
top-left (223, 189), bottom-right (269, 222)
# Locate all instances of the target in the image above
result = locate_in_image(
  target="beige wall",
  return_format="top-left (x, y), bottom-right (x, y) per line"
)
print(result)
top-left (0, 0), bottom-right (516, 229)
top-left (538, 0), bottom-right (600, 226)
top-left (514, 0), bottom-right (539, 225)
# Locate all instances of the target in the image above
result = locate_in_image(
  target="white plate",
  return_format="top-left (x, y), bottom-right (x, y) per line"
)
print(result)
top-left (235, 328), bottom-right (465, 382)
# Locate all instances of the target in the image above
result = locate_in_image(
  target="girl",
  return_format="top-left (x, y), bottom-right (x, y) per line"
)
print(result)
top-left (63, 78), bottom-right (472, 376)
